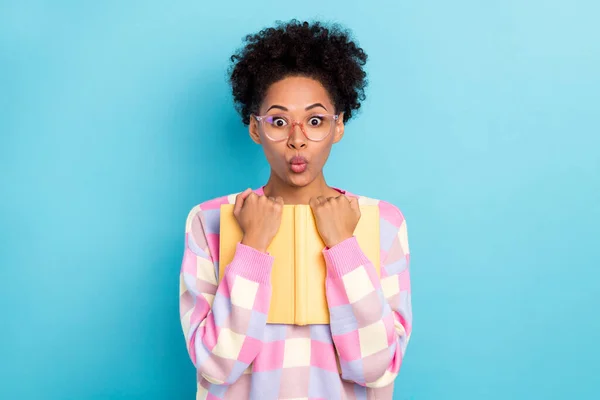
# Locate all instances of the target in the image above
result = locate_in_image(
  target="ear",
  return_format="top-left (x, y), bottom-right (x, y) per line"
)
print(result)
top-left (248, 115), bottom-right (262, 144)
top-left (332, 112), bottom-right (345, 144)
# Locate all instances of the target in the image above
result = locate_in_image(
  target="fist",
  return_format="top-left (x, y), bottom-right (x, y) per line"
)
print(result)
top-left (309, 195), bottom-right (361, 248)
top-left (234, 188), bottom-right (284, 253)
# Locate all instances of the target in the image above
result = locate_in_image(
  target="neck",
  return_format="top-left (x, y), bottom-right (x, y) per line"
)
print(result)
top-left (263, 171), bottom-right (340, 205)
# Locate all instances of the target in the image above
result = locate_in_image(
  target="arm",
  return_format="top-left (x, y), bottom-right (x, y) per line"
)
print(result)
top-left (179, 205), bottom-right (273, 385)
top-left (324, 204), bottom-right (412, 388)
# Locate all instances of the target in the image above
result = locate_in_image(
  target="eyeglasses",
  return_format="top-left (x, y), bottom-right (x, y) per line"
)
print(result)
top-left (253, 113), bottom-right (340, 142)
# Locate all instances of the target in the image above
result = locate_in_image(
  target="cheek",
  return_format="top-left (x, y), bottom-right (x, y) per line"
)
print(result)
top-left (312, 142), bottom-right (334, 165)
top-left (261, 143), bottom-right (286, 167)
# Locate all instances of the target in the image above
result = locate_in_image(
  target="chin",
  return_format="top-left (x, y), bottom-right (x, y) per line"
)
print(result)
top-left (285, 171), bottom-right (314, 188)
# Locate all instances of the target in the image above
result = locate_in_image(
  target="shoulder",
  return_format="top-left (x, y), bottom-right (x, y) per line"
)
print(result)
top-left (352, 193), bottom-right (407, 229)
top-left (353, 192), bottom-right (410, 255)
top-left (184, 191), bottom-right (241, 233)
top-left (184, 191), bottom-right (244, 257)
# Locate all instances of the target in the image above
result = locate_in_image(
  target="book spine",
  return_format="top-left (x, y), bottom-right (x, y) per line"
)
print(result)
top-left (294, 206), bottom-right (307, 325)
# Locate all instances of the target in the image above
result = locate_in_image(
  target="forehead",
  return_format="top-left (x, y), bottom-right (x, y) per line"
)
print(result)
top-left (261, 76), bottom-right (334, 111)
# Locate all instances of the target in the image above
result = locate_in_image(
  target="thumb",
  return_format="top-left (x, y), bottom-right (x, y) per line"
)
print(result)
top-left (348, 197), bottom-right (361, 216)
top-left (309, 197), bottom-right (320, 211)
top-left (234, 188), bottom-right (252, 215)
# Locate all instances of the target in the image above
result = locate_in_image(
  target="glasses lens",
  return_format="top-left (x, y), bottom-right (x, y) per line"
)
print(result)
top-left (262, 115), bottom-right (290, 141)
top-left (304, 114), bottom-right (334, 141)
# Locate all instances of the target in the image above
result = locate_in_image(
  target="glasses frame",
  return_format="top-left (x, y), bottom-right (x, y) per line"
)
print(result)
top-left (253, 113), bottom-right (340, 142)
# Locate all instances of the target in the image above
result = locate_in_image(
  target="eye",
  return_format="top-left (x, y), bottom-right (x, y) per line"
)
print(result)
top-left (308, 116), bottom-right (323, 126)
top-left (270, 117), bottom-right (288, 128)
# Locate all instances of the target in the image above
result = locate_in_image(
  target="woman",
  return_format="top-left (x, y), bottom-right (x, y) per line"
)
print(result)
top-left (179, 20), bottom-right (412, 400)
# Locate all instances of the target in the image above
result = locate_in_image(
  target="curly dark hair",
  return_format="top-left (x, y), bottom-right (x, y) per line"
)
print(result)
top-left (228, 20), bottom-right (368, 126)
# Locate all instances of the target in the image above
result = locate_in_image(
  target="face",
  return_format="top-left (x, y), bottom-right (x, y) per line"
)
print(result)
top-left (249, 76), bottom-right (345, 188)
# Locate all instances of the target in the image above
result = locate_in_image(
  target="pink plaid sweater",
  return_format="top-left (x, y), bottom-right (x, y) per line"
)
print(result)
top-left (179, 187), bottom-right (412, 399)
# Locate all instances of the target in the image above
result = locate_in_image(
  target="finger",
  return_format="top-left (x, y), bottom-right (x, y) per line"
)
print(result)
top-left (348, 196), bottom-right (359, 210)
top-left (234, 188), bottom-right (253, 214)
top-left (269, 196), bottom-right (276, 202)
top-left (334, 195), bottom-right (350, 204)
top-left (257, 194), bottom-right (272, 204)
top-left (275, 196), bottom-right (284, 205)
top-left (309, 197), bottom-right (320, 209)
top-left (316, 196), bottom-right (327, 205)
top-left (247, 192), bottom-right (258, 201)
top-left (239, 188), bottom-right (253, 200)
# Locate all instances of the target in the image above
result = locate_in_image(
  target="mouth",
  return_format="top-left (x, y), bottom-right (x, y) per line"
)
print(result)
top-left (289, 156), bottom-right (308, 174)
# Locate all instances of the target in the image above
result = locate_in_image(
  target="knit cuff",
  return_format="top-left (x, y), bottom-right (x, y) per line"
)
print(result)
top-left (322, 236), bottom-right (372, 278)
top-left (225, 243), bottom-right (274, 284)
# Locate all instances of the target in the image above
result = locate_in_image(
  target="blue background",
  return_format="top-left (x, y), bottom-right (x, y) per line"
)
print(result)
top-left (1, 1), bottom-right (599, 399)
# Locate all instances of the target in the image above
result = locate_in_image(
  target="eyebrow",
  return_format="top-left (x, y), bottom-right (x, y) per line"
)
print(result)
top-left (265, 103), bottom-right (328, 113)
top-left (305, 103), bottom-right (328, 111)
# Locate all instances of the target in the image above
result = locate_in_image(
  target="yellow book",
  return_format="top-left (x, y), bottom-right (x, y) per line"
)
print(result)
top-left (219, 204), bottom-right (380, 325)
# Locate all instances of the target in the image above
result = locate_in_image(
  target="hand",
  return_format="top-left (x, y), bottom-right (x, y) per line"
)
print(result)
top-left (234, 188), bottom-right (284, 253)
top-left (309, 195), bottom-right (361, 248)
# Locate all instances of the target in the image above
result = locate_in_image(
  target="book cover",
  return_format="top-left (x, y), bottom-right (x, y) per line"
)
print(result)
top-left (219, 204), bottom-right (380, 325)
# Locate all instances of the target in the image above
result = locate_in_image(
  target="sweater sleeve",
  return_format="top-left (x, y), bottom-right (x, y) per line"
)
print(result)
top-left (179, 206), bottom-right (273, 385)
top-left (324, 205), bottom-right (412, 388)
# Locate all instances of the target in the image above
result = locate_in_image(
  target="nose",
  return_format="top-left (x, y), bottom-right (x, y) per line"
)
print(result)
top-left (287, 122), bottom-right (307, 149)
